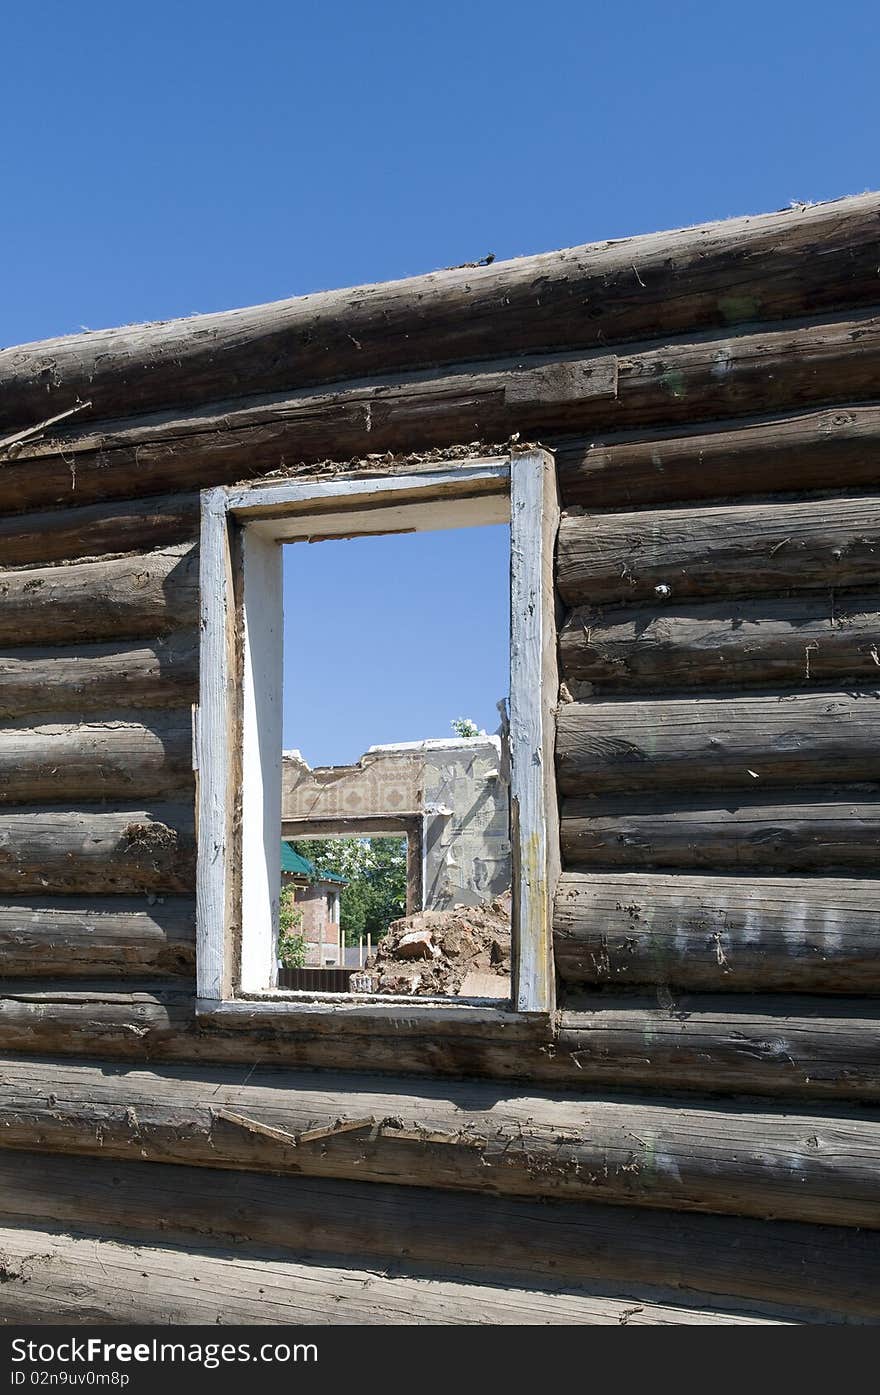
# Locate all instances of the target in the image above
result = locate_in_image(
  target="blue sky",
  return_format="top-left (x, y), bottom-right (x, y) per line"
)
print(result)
top-left (4, 1), bottom-right (877, 760)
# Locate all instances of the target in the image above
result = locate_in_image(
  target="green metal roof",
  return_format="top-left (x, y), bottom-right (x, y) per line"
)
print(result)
top-left (280, 841), bottom-right (347, 883)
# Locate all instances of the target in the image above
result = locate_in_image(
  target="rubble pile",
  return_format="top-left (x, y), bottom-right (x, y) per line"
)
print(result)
top-left (358, 894), bottom-right (512, 996)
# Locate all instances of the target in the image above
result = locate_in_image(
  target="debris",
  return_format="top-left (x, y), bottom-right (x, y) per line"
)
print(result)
top-left (360, 894), bottom-right (512, 996)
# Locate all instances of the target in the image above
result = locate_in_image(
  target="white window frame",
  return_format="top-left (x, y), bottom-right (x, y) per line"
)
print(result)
top-left (195, 450), bottom-right (558, 1021)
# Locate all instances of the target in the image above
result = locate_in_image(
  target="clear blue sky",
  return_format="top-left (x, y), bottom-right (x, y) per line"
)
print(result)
top-left (4, 1), bottom-right (877, 759)
top-left (283, 527), bottom-right (509, 764)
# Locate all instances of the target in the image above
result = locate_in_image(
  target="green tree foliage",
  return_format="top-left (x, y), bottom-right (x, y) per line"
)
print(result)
top-left (451, 716), bottom-right (485, 738)
top-left (293, 836), bottom-right (407, 944)
top-left (277, 884), bottom-right (306, 967)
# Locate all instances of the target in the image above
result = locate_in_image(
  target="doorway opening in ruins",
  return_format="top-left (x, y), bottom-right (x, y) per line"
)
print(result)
top-left (279, 521), bottom-right (512, 999)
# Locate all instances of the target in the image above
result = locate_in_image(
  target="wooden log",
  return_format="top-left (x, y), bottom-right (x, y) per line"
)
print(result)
top-left (0, 1221), bottom-right (778, 1325)
top-left (0, 898), bottom-right (195, 977)
top-left (2, 982), bottom-right (879, 1105)
top-left (554, 872), bottom-right (880, 993)
top-left (7, 310), bottom-right (880, 512)
top-left (0, 806), bottom-right (194, 894)
top-left (561, 790), bottom-right (880, 872)
top-left (0, 493), bottom-right (198, 569)
top-left (0, 354), bottom-right (616, 512)
top-left (557, 496), bottom-right (880, 606)
top-left (0, 985), bottom-right (547, 1079)
top-left (0, 634), bottom-right (198, 719)
top-left (556, 692), bottom-right (880, 795)
top-left (557, 993), bottom-right (880, 1101)
top-left (559, 591), bottom-right (880, 692)
top-left (4, 195), bottom-right (878, 435)
top-left (0, 1056), bottom-right (877, 1227)
top-left (0, 545), bottom-right (198, 645)
top-left (556, 402), bottom-right (880, 510)
top-left (0, 716), bottom-right (192, 804)
top-left (2, 1150), bottom-right (872, 1321)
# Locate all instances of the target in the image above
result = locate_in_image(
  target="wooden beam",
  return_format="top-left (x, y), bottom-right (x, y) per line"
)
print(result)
top-left (1, 982), bottom-right (879, 1104)
top-left (557, 993), bottom-right (880, 1101)
top-left (7, 310), bottom-right (880, 512)
top-left (556, 401), bottom-right (880, 509)
top-left (554, 872), bottom-right (880, 994)
top-left (561, 790), bottom-right (880, 872)
top-left (0, 1056), bottom-right (877, 1226)
top-left (0, 805), bottom-right (195, 894)
top-left (2, 1150), bottom-right (871, 1320)
top-left (556, 692), bottom-right (880, 796)
top-left (0, 493), bottom-right (198, 569)
top-left (0, 635), bottom-right (198, 719)
top-left (0, 897), bottom-right (195, 977)
top-left (0, 544), bottom-right (198, 644)
top-left (557, 495), bottom-right (880, 607)
top-left (2, 193), bottom-right (878, 436)
top-left (559, 592), bottom-right (880, 692)
top-left (0, 715), bottom-right (193, 804)
top-left (0, 1221), bottom-right (778, 1325)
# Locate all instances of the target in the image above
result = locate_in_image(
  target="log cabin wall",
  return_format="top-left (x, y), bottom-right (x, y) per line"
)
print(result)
top-left (1, 193), bottom-right (880, 1324)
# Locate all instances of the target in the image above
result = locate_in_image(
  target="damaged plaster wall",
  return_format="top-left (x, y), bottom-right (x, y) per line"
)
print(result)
top-left (281, 736), bottom-right (510, 911)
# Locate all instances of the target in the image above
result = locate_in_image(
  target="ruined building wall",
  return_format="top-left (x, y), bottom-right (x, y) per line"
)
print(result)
top-left (1, 195), bottom-right (880, 1322)
top-left (282, 736), bottom-right (511, 912)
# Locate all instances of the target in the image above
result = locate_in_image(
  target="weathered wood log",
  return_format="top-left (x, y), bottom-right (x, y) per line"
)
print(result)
top-left (556, 692), bottom-right (880, 795)
top-left (556, 402), bottom-right (880, 510)
top-left (0, 898), bottom-right (194, 977)
top-left (0, 1221), bottom-right (774, 1325)
top-left (0, 353), bottom-right (615, 511)
top-left (554, 872), bottom-right (880, 994)
top-left (3, 195), bottom-right (877, 436)
top-left (7, 311), bottom-right (880, 511)
top-left (0, 716), bottom-right (192, 804)
top-left (0, 1056), bottom-right (876, 1227)
top-left (0, 545), bottom-right (198, 645)
top-left (0, 806), bottom-right (194, 894)
top-left (1, 983), bottom-right (879, 1105)
top-left (557, 496), bottom-right (880, 606)
top-left (0, 986), bottom-right (547, 1080)
top-left (561, 790), bottom-right (880, 872)
top-left (0, 634), bottom-right (198, 719)
top-left (0, 493), bottom-right (198, 569)
top-left (557, 993), bottom-right (880, 1101)
top-left (3, 1151), bottom-right (872, 1321)
top-left (559, 591), bottom-right (880, 692)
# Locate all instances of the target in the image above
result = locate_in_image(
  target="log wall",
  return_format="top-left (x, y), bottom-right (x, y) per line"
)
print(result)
top-left (2, 193), bottom-right (880, 1322)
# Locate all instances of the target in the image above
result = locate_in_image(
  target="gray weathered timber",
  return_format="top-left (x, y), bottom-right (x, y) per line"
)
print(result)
top-left (556, 692), bottom-right (880, 795)
top-left (0, 986), bottom-right (548, 1081)
top-left (2, 1151), bottom-right (872, 1320)
top-left (0, 634), bottom-right (198, 719)
top-left (556, 402), bottom-right (880, 510)
top-left (0, 1056), bottom-right (877, 1226)
top-left (557, 496), bottom-right (880, 606)
top-left (0, 985), bottom-right (879, 1103)
top-left (2, 195), bottom-right (877, 438)
top-left (7, 311), bottom-right (880, 513)
top-left (0, 898), bottom-right (195, 977)
top-left (0, 1222), bottom-right (781, 1326)
top-left (561, 790), bottom-right (880, 872)
top-left (559, 592), bottom-right (880, 692)
top-left (0, 716), bottom-right (192, 804)
top-left (0, 806), bottom-right (194, 894)
top-left (557, 993), bottom-right (880, 1101)
top-left (0, 494), bottom-right (198, 569)
top-left (0, 545), bottom-right (198, 645)
top-left (554, 872), bottom-right (880, 993)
